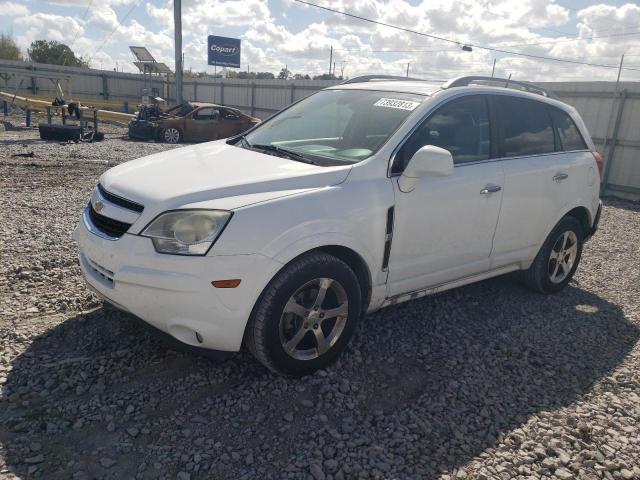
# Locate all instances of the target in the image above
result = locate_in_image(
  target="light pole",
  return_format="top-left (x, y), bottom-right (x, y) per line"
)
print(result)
top-left (174, 0), bottom-right (183, 104)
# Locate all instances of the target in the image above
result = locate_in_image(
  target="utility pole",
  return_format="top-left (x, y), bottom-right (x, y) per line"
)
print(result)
top-left (174, 0), bottom-right (183, 104)
top-left (491, 58), bottom-right (496, 77)
top-left (406, 63), bottom-right (410, 78)
top-left (329, 46), bottom-right (333, 76)
top-left (600, 54), bottom-right (625, 188)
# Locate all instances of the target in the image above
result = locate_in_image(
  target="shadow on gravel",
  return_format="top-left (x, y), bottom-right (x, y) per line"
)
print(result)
top-left (0, 139), bottom-right (47, 146)
top-left (1, 278), bottom-right (638, 479)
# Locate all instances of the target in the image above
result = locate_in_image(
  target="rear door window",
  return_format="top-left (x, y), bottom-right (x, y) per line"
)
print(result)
top-left (549, 107), bottom-right (587, 151)
top-left (494, 96), bottom-right (555, 157)
top-left (193, 108), bottom-right (219, 120)
top-left (393, 95), bottom-right (491, 173)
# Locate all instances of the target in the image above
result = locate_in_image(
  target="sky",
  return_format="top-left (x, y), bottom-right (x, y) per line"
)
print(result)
top-left (1, 0), bottom-right (640, 82)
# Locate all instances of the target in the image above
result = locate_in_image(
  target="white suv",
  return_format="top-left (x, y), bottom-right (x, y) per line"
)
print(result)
top-left (75, 75), bottom-right (603, 376)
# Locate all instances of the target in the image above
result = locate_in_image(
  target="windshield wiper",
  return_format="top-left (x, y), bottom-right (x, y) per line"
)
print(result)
top-left (237, 135), bottom-right (252, 148)
top-left (252, 144), bottom-right (318, 165)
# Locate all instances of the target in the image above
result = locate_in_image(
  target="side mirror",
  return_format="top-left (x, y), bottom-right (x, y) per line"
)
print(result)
top-left (397, 145), bottom-right (453, 192)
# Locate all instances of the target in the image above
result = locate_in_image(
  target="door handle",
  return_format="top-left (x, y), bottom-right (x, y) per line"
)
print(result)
top-left (480, 185), bottom-right (502, 194)
top-left (553, 173), bottom-right (569, 182)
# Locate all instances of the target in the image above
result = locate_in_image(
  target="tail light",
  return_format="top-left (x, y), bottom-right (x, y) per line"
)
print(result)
top-left (592, 151), bottom-right (604, 179)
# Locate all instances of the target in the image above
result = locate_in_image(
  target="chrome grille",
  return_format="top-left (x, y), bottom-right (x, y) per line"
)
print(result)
top-left (87, 201), bottom-right (132, 238)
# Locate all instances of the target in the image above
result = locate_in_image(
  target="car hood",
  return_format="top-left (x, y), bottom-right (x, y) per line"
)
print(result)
top-left (100, 141), bottom-right (352, 212)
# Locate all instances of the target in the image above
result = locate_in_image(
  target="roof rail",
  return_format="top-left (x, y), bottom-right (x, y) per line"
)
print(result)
top-left (442, 76), bottom-right (558, 99)
top-left (342, 75), bottom-right (424, 84)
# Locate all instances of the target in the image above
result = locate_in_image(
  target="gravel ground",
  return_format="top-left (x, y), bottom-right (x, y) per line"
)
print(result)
top-left (1, 122), bottom-right (639, 480)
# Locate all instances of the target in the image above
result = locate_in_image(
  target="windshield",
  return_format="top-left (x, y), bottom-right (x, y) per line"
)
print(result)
top-left (241, 89), bottom-right (425, 166)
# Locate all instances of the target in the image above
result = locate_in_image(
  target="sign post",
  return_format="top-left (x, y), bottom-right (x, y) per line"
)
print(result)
top-left (208, 36), bottom-right (240, 104)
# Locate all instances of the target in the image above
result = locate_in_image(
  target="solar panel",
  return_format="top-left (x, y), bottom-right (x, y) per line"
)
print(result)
top-left (130, 46), bottom-right (156, 63)
top-left (154, 63), bottom-right (173, 74)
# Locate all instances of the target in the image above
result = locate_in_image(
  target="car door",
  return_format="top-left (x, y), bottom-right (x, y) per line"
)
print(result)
top-left (387, 94), bottom-right (505, 296)
top-left (489, 95), bottom-right (569, 267)
top-left (217, 108), bottom-right (247, 138)
top-left (184, 107), bottom-right (221, 142)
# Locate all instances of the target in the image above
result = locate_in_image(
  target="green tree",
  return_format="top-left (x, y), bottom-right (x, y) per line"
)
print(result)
top-left (313, 73), bottom-right (340, 80)
top-left (278, 68), bottom-right (291, 80)
top-left (28, 40), bottom-right (88, 67)
top-left (255, 72), bottom-right (275, 79)
top-left (0, 33), bottom-right (22, 61)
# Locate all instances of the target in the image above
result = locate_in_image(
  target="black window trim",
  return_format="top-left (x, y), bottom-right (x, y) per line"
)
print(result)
top-left (388, 91), bottom-right (497, 176)
top-left (492, 94), bottom-right (557, 159)
top-left (388, 91), bottom-right (592, 177)
top-left (546, 104), bottom-right (589, 153)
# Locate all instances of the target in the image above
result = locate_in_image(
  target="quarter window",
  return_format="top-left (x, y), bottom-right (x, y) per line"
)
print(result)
top-left (393, 95), bottom-right (490, 173)
top-left (549, 107), bottom-right (587, 151)
top-left (495, 96), bottom-right (555, 157)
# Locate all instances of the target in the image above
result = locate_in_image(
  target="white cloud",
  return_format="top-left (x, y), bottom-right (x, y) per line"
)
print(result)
top-left (3, 0), bottom-right (640, 82)
top-left (0, 1), bottom-right (29, 16)
top-left (14, 13), bottom-right (84, 49)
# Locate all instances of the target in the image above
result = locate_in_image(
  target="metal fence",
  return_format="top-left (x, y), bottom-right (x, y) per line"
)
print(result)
top-left (1, 60), bottom-right (639, 200)
top-left (0, 59), bottom-right (337, 118)
top-left (540, 81), bottom-right (640, 201)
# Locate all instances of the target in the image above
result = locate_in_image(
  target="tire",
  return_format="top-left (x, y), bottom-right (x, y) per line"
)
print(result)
top-left (162, 127), bottom-right (181, 144)
top-left (245, 252), bottom-right (362, 377)
top-left (522, 216), bottom-right (584, 294)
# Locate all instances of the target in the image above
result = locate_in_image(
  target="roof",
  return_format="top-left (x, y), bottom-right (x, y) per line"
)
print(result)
top-left (189, 102), bottom-right (222, 108)
top-left (326, 75), bottom-right (560, 102)
top-left (327, 80), bottom-right (442, 96)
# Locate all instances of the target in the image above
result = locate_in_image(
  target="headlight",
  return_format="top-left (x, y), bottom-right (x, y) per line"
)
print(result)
top-left (141, 210), bottom-right (232, 255)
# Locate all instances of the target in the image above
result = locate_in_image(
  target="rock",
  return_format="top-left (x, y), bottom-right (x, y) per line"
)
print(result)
top-left (24, 454), bottom-right (44, 464)
top-left (100, 458), bottom-right (116, 468)
top-left (310, 462), bottom-right (325, 480)
top-left (554, 468), bottom-right (574, 480)
top-left (619, 470), bottom-right (634, 480)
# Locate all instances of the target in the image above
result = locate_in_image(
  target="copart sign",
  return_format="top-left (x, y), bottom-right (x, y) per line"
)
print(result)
top-left (208, 35), bottom-right (241, 68)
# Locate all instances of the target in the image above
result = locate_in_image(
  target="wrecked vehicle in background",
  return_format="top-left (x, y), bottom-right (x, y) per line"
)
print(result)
top-left (128, 102), bottom-right (260, 143)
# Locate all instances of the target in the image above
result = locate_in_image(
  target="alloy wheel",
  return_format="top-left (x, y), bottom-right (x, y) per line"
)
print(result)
top-left (548, 230), bottom-right (578, 284)
top-left (163, 128), bottom-right (180, 144)
top-left (279, 278), bottom-right (348, 361)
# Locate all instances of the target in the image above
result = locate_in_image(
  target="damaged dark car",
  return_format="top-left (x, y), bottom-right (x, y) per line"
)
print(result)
top-left (128, 102), bottom-right (260, 144)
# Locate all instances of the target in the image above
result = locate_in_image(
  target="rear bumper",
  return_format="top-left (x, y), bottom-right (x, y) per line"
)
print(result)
top-left (74, 216), bottom-right (283, 351)
top-left (585, 200), bottom-right (603, 242)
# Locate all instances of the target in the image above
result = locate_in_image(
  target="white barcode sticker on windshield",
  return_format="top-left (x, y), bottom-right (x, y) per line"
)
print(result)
top-left (374, 98), bottom-right (420, 111)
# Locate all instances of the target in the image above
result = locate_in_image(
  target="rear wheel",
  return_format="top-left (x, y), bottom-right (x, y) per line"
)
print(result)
top-left (162, 127), bottom-right (181, 144)
top-left (245, 252), bottom-right (361, 377)
top-left (522, 216), bottom-right (584, 294)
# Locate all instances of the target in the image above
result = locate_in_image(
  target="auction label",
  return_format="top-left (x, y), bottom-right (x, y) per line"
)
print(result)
top-left (374, 98), bottom-right (420, 111)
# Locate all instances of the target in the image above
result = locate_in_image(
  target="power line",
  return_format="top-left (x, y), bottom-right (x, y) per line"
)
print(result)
top-left (293, 0), bottom-right (640, 72)
top-left (61, 0), bottom-right (94, 67)
top-left (89, 0), bottom-right (145, 62)
top-left (334, 28), bottom-right (640, 55)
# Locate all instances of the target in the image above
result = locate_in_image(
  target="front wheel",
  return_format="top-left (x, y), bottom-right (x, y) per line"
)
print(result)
top-left (522, 216), bottom-right (584, 294)
top-left (162, 127), bottom-right (181, 144)
top-left (245, 252), bottom-right (361, 377)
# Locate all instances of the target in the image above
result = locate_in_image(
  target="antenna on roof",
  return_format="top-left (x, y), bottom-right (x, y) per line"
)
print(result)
top-left (505, 73), bottom-right (512, 88)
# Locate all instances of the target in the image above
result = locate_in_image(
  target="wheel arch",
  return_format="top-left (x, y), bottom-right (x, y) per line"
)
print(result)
top-left (312, 245), bottom-right (372, 314)
top-left (564, 206), bottom-right (591, 236)
top-left (242, 245), bottom-right (374, 350)
top-left (250, 244), bottom-right (373, 325)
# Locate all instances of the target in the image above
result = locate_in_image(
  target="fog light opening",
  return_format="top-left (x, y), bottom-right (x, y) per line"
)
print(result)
top-left (195, 331), bottom-right (203, 344)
